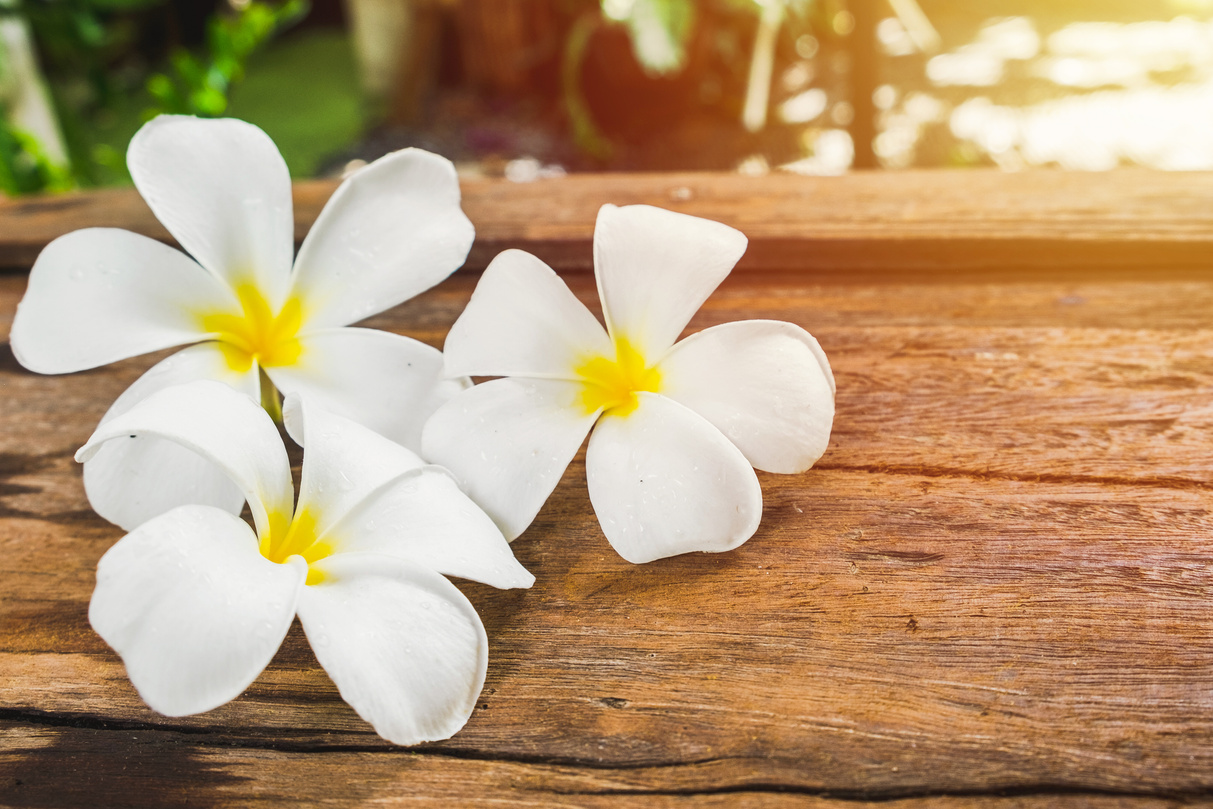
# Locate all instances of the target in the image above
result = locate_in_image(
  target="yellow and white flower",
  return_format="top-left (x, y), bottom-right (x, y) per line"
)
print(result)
top-left (11, 115), bottom-right (474, 531)
top-left (423, 204), bottom-right (836, 564)
top-left (79, 380), bottom-right (532, 745)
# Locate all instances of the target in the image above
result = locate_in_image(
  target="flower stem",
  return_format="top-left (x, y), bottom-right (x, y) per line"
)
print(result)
top-left (259, 366), bottom-right (283, 424)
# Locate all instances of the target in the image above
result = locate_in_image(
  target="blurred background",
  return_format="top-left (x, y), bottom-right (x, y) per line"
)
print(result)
top-left (1, 0), bottom-right (1212, 194)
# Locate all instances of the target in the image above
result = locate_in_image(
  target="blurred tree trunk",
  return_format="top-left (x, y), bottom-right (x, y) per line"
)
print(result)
top-left (455, 0), bottom-right (561, 95)
top-left (848, 0), bottom-right (878, 168)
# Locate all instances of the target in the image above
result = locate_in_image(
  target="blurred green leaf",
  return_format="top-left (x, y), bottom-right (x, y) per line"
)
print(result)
top-left (71, 11), bottom-right (105, 47)
top-left (145, 0), bottom-right (308, 118)
top-left (189, 87), bottom-right (225, 115)
top-left (601, 0), bottom-right (695, 76)
top-left (0, 117), bottom-right (72, 195)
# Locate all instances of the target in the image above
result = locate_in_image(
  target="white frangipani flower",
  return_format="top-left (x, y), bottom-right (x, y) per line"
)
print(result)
top-left (422, 204), bottom-right (835, 564)
top-left (11, 115), bottom-right (474, 532)
top-left (78, 380), bottom-right (533, 746)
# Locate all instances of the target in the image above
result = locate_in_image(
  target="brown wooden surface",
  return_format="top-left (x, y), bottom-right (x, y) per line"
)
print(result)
top-left (4, 173), bottom-right (1213, 806)
top-left (5, 169), bottom-right (1213, 273)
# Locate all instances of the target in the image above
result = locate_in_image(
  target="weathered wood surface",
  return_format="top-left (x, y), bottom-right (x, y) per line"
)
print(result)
top-left (4, 175), bottom-right (1213, 806)
top-left (5, 170), bottom-right (1213, 272)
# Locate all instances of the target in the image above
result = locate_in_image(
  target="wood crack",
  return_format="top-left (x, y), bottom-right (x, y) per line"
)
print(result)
top-left (3, 710), bottom-right (1210, 802)
top-left (0, 708), bottom-right (724, 766)
top-left (815, 462), bottom-right (1213, 492)
top-left (546, 784), bottom-right (1210, 802)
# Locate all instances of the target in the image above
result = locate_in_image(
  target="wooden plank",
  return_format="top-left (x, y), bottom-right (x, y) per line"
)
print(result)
top-left (4, 262), bottom-right (1213, 805)
top-left (5, 170), bottom-right (1213, 272)
top-left (6, 726), bottom-right (1205, 808)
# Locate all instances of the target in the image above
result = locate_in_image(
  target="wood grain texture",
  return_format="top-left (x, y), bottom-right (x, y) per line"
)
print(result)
top-left (5, 170), bottom-right (1213, 272)
top-left (4, 177), bottom-right (1213, 806)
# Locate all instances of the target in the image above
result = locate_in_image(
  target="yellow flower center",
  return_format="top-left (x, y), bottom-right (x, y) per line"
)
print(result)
top-left (575, 336), bottom-right (661, 417)
top-left (260, 509), bottom-right (332, 586)
top-left (201, 283), bottom-right (304, 373)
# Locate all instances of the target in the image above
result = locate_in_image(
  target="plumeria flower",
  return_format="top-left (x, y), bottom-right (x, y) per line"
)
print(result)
top-left (11, 115), bottom-right (474, 531)
top-left (78, 379), bottom-right (533, 745)
top-left (422, 204), bottom-right (835, 564)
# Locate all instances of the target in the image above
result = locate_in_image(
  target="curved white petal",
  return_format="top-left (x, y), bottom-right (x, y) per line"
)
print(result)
top-left (76, 380), bottom-right (292, 538)
top-left (267, 327), bottom-right (466, 454)
top-left (290, 149), bottom-right (474, 329)
top-left (281, 392), bottom-right (426, 538)
top-left (297, 554), bottom-right (487, 746)
top-left (594, 204), bottom-right (747, 360)
top-left (82, 342), bottom-right (261, 531)
top-left (442, 249), bottom-right (612, 379)
top-left (324, 466), bottom-right (534, 589)
top-left (10, 228), bottom-right (235, 374)
top-left (659, 320), bottom-right (835, 474)
top-left (586, 393), bottom-right (762, 564)
top-left (90, 505), bottom-right (306, 717)
top-left (421, 377), bottom-right (599, 541)
top-left (128, 116), bottom-right (294, 305)
top-left (803, 327), bottom-right (836, 396)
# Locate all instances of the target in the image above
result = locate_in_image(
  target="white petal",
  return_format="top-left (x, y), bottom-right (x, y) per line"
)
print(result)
top-left (90, 505), bottom-right (305, 716)
top-left (296, 554), bottom-right (487, 746)
top-left (10, 228), bottom-right (235, 373)
top-left (658, 320), bottom-right (835, 474)
top-left (290, 149), bottom-right (474, 329)
top-left (127, 116), bottom-right (294, 305)
top-left (422, 377), bottom-right (598, 541)
top-left (280, 392), bottom-right (426, 537)
top-left (267, 327), bottom-right (466, 454)
top-left (586, 393), bottom-right (762, 564)
top-left (442, 249), bottom-right (612, 379)
top-left (76, 380), bottom-right (293, 538)
top-left (594, 204), bottom-right (747, 360)
top-left (324, 466), bottom-right (534, 589)
top-left (82, 342), bottom-right (261, 531)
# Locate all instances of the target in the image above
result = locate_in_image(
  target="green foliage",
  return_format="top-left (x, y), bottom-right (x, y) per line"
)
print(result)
top-left (0, 0), bottom-right (357, 194)
top-left (601, 0), bottom-right (695, 76)
top-left (0, 118), bottom-right (71, 194)
top-left (10, 0), bottom-right (158, 109)
top-left (225, 30), bottom-right (367, 177)
top-left (146, 0), bottom-right (308, 118)
top-left (1, 0), bottom-right (307, 191)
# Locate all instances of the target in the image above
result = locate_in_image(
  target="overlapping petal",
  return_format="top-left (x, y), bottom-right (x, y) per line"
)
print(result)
top-left (431, 204), bottom-right (834, 562)
top-left (10, 229), bottom-right (236, 373)
top-left (297, 554), bottom-right (488, 746)
top-left (127, 115), bottom-right (295, 306)
top-left (18, 118), bottom-right (478, 543)
top-left (90, 505), bottom-right (306, 716)
top-left (323, 466), bottom-right (534, 589)
top-left (442, 249), bottom-right (612, 379)
top-left (76, 380), bottom-right (293, 538)
top-left (285, 393), bottom-right (531, 587)
top-left (586, 393), bottom-right (763, 563)
top-left (594, 204), bottom-right (747, 359)
top-left (282, 391), bottom-right (426, 538)
top-left (82, 343), bottom-right (260, 531)
top-left (85, 383), bottom-right (528, 745)
top-left (658, 320), bottom-right (835, 474)
top-left (268, 327), bottom-right (464, 454)
top-left (423, 377), bottom-right (600, 541)
top-left (290, 149), bottom-right (474, 329)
